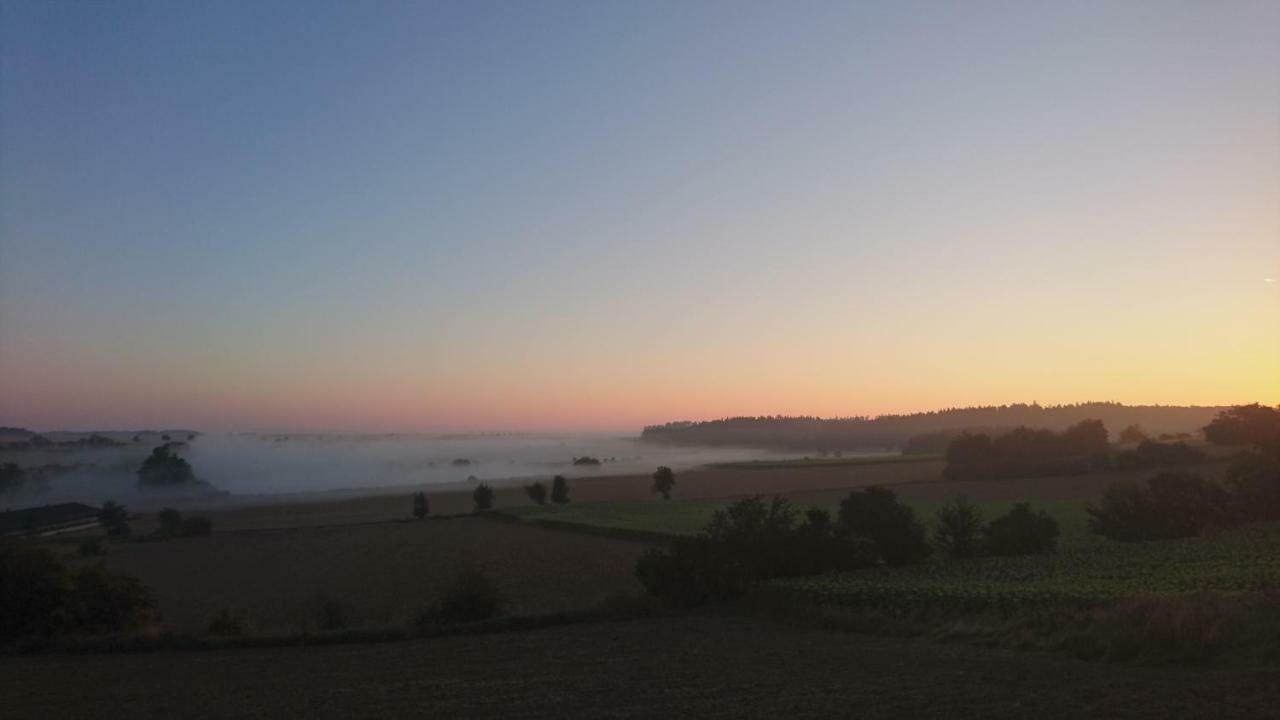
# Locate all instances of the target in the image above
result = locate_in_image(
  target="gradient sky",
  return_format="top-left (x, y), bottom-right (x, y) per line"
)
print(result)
top-left (2, 0), bottom-right (1277, 433)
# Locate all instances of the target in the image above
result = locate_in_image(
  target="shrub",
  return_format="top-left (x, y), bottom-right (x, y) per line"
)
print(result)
top-left (837, 486), bottom-right (931, 566)
top-left (154, 508), bottom-right (211, 539)
top-left (651, 466), bottom-right (675, 500)
top-left (0, 543), bottom-right (152, 638)
top-left (417, 569), bottom-right (507, 626)
top-left (206, 609), bottom-right (244, 636)
top-left (550, 475), bottom-right (570, 504)
top-left (572, 456), bottom-right (601, 466)
top-left (635, 536), bottom-right (747, 608)
top-left (412, 491), bottom-right (429, 519)
top-left (472, 483), bottom-right (494, 511)
top-left (65, 567), bottom-right (154, 635)
top-left (77, 538), bottom-right (104, 558)
top-left (981, 503), bottom-right (1059, 556)
top-left (933, 496), bottom-right (984, 559)
top-left (524, 481), bottom-right (547, 505)
top-left (1088, 473), bottom-right (1228, 542)
top-left (315, 595), bottom-right (356, 631)
top-left (0, 463), bottom-right (27, 496)
top-left (98, 500), bottom-right (131, 540)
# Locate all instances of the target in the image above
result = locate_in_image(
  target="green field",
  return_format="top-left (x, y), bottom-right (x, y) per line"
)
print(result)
top-left (509, 474), bottom-right (1118, 547)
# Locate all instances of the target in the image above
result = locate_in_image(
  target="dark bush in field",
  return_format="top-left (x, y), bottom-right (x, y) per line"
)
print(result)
top-left (417, 569), bottom-right (508, 626)
top-left (651, 466), bottom-right (676, 500)
top-left (838, 486), bottom-right (930, 566)
top-left (472, 482), bottom-right (494, 511)
top-left (77, 538), bottom-right (104, 557)
top-left (0, 463), bottom-right (28, 497)
top-left (1089, 473), bottom-right (1228, 542)
top-left (97, 500), bottom-right (131, 539)
top-left (933, 496), bottom-right (984, 559)
top-left (155, 508), bottom-right (212, 539)
top-left (1118, 424), bottom-right (1149, 444)
top-left (1113, 440), bottom-right (1205, 471)
top-left (944, 420), bottom-right (1111, 481)
top-left (315, 595), bottom-right (356, 631)
top-left (1203, 403), bottom-right (1280, 447)
top-left (981, 503), bottom-right (1059, 556)
top-left (572, 456), bottom-right (602, 466)
top-left (206, 609), bottom-right (244, 636)
top-left (137, 444), bottom-right (197, 487)
top-left (524, 481), bottom-right (548, 505)
top-left (636, 496), bottom-right (875, 607)
top-left (0, 543), bottom-right (152, 639)
top-left (412, 491), bottom-right (429, 519)
top-left (550, 475), bottom-right (570, 504)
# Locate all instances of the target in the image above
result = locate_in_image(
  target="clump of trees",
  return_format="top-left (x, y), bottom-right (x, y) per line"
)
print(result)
top-left (572, 456), bottom-right (602, 466)
top-left (1089, 405), bottom-right (1280, 542)
top-left (137, 444), bottom-right (197, 487)
top-left (635, 496), bottom-right (876, 607)
top-left (1089, 473), bottom-right (1228, 542)
top-left (155, 508), bottom-right (213, 539)
top-left (944, 420), bottom-right (1110, 481)
top-left (1113, 440), bottom-right (1205, 471)
top-left (933, 498), bottom-right (1060, 558)
top-left (651, 466), bottom-right (675, 500)
top-left (472, 482), bottom-right (494, 511)
top-left (412, 491), bottom-right (430, 519)
top-left (550, 475), bottom-right (570, 504)
top-left (0, 542), bottom-right (153, 639)
top-left (1203, 404), bottom-right (1280, 446)
top-left (524, 481), bottom-right (547, 505)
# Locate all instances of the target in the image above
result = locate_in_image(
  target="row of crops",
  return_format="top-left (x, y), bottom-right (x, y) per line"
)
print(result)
top-left (772, 521), bottom-right (1280, 611)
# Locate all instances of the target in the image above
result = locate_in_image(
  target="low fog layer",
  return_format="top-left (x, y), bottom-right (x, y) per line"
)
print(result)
top-left (3, 434), bottom-right (830, 507)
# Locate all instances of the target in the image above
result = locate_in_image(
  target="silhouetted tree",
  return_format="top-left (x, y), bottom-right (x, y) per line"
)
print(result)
top-left (472, 482), bottom-right (494, 511)
top-left (1204, 404), bottom-right (1280, 446)
top-left (550, 475), bottom-right (570, 504)
top-left (0, 463), bottom-right (26, 496)
top-left (98, 500), bottom-right (130, 539)
top-left (837, 486), bottom-right (930, 566)
top-left (524, 481), bottom-right (547, 505)
top-left (413, 491), bottom-right (429, 519)
top-left (934, 496), bottom-right (983, 559)
top-left (651, 466), bottom-right (676, 500)
top-left (982, 503), bottom-right (1059, 555)
top-left (1088, 473), bottom-right (1228, 542)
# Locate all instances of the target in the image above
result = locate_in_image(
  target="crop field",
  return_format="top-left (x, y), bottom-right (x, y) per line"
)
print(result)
top-left (772, 521), bottom-right (1280, 611)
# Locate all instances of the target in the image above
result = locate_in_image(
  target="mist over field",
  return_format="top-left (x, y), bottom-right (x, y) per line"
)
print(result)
top-left (3, 434), bottom-right (823, 507)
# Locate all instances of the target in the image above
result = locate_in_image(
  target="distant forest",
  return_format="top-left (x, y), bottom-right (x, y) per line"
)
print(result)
top-left (639, 403), bottom-right (1227, 452)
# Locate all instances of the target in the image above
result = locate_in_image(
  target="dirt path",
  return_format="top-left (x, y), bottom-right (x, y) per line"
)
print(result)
top-left (6, 616), bottom-right (1277, 719)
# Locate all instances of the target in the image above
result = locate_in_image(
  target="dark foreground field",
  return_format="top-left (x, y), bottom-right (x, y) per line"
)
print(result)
top-left (6, 616), bottom-right (1279, 719)
top-left (97, 517), bottom-right (648, 633)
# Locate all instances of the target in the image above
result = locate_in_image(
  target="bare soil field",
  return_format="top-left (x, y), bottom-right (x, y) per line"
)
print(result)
top-left (96, 517), bottom-right (647, 634)
top-left (6, 616), bottom-right (1278, 719)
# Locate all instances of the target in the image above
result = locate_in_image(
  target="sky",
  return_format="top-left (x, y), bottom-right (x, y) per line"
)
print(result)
top-left (1, 0), bottom-right (1277, 433)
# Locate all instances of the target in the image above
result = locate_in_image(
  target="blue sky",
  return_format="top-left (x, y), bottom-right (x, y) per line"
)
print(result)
top-left (2, 1), bottom-right (1277, 431)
